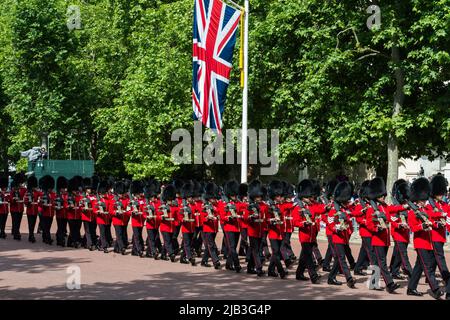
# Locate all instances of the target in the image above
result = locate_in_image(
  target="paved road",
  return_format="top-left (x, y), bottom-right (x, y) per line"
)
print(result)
top-left (0, 217), bottom-right (448, 300)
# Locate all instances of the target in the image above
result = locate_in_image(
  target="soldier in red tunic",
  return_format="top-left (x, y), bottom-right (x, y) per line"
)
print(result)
top-left (0, 175), bottom-right (9, 239)
top-left (55, 177), bottom-right (69, 247)
top-left (38, 175), bottom-right (56, 245)
top-left (10, 173), bottom-right (27, 240)
top-left (179, 181), bottom-right (198, 265)
top-left (144, 179), bottom-right (162, 259)
top-left (67, 177), bottom-right (83, 248)
top-left (200, 182), bottom-right (221, 269)
top-left (24, 176), bottom-right (40, 243)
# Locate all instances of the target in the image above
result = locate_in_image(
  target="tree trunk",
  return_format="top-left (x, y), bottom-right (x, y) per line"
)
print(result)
top-left (386, 45), bottom-right (404, 203)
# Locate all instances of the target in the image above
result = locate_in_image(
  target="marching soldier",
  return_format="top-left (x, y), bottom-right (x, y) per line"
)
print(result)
top-left (24, 176), bottom-right (39, 243)
top-left (192, 180), bottom-right (204, 257)
top-left (389, 180), bottom-right (413, 279)
top-left (244, 180), bottom-right (267, 277)
top-left (129, 180), bottom-right (145, 257)
top-left (97, 179), bottom-right (112, 253)
top-left (426, 174), bottom-right (450, 284)
top-left (158, 184), bottom-right (179, 262)
top-left (406, 177), bottom-right (443, 299)
top-left (144, 179), bottom-right (162, 259)
top-left (326, 181), bottom-right (356, 288)
top-left (111, 181), bottom-right (129, 255)
top-left (0, 175), bottom-right (9, 239)
top-left (67, 177), bottom-right (83, 248)
top-left (237, 183), bottom-right (249, 258)
top-left (280, 181), bottom-right (296, 267)
top-left (260, 185), bottom-right (271, 262)
top-left (55, 177), bottom-right (69, 247)
top-left (178, 181), bottom-right (197, 265)
top-left (293, 179), bottom-right (324, 284)
top-left (200, 182), bottom-right (221, 269)
top-left (321, 180), bottom-right (338, 272)
top-left (172, 179), bottom-right (184, 255)
top-left (310, 179), bottom-right (324, 267)
top-left (365, 177), bottom-right (404, 293)
top-left (81, 177), bottom-right (98, 251)
top-left (353, 180), bottom-right (375, 276)
top-left (220, 180), bottom-right (242, 272)
top-left (10, 173), bottom-right (27, 240)
top-left (38, 175), bottom-right (56, 245)
top-left (265, 180), bottom-right (288, 279)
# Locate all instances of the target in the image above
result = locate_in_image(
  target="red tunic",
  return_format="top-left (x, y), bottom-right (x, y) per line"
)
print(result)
top-left (158, 202), bottom-right (179, 233)
top-left (178, 201), bottom-right (197, 233)
top-left (0, 191), bottom-right (9, 215)
top-left (201, 202), bottom-right (220, 233)
top-left (9, 187), bottom-right (27, 213)
top-left (24, 190), bottom-right (40, 216)
top-left (326, 205), bottom-right (353, 245)
top-left (40, 191), bottom-right (56, 217)
top-left (81, 194), bottom-right (97, 222)
top-left (425, 200), bottom-right (448, 243)
top-left (145, 199), bottom-right (161, 230)
top-left (219, 200), bottom-right (241, 233)
top-left (408, 208), bottom-right (433, 250)
top-left (243, 202), bottom-right (268, 238)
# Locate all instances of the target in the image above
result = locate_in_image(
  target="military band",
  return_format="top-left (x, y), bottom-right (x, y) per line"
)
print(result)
top-left (0, 172), bottom-right (449, 300)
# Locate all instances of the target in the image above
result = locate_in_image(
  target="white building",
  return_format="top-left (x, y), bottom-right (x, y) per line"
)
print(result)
top-left (398, 156), bottom-right (450, 182)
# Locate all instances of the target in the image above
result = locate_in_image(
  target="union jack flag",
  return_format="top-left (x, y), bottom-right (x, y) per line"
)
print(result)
top-left (192, 0), bottom-right (241, 133)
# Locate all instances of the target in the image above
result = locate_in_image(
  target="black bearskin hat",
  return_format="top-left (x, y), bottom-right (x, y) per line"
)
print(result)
top-left (394, 182), bottom-right (410, 203)
top-left (334, 181), bottom-right (353, 203)
top-left (173, 179), bottom-right (184, 195)
top-left (392, 179), bottom-right (406, 196)
top-left (92, 175), bottom-right (100, 191)
top-left (238, 183), bottom-right (248, 198)
top-left (297, 179), bottom-right (314, 198)
top-left (204, 182), bottom-right (219, 200)
top-left (181, 181), bottom-right (195, 199)
top-left (11, 172), bottom-right (26, 188)
top-left (409, 177), bottom-right (430, 202)
top-left (193, 180), bottom-right (203, 197)
top-left (268, 180), bottom-right (284, 199)
top-left (27, 176), bottom-right (38, 190)
top-left (325, 180), bottom-right (338, 198)
top-left (248, 180), bottom-right (263, 200)
top-left (145, 179), bottom-right (160, 198)
top-left (359, 180), bottom-right (370, 199)
top-left (368, 177), bottom-right (387, 200)
top-left (83, 177), bottom-right (93, 189)
top-left (224, 180), bottom-right (239, 197)
top-left (282, 181), bottom-right (295, 197)
top-left (430, 175), bottom-right (448, 197)
top-left (130, 180), bottom-right (144, 195)
top-left (114, 181), bottom-right (126, 195)
top-left (162, 184), bottom-right (176, 202)
top-left (261, 185), bottom-right (269, 201)
top-left (68, 177), bottom-right (79, 193)
top-left (311, 179), bottom-right (321, 197)
top-left (39, 175), bottom-right (55, 191)
top-left (0, 174), bottom-right (8, 189)
top-left (56, 176), bottom-right (68, 190)
top-left (97, 179), bottom-right (109, 194)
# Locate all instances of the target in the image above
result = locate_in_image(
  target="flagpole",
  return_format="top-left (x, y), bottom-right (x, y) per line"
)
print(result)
top-left (240, 0), bottom-right (249, 183)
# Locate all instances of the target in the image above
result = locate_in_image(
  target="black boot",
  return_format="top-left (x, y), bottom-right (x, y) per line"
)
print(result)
top-left (386, 282), bottom-right (400, 294)
top-left (407, 289), bottom-right (423, 297)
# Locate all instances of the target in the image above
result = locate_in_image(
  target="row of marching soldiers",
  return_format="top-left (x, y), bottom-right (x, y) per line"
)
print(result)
top-left (0, 173), bottom-right (449, 300)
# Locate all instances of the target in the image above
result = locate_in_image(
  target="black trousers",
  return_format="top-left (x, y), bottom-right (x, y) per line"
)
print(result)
top-left (146, 228), bottom-right (160, 255)
top-left (113, 225), bottom-right (126, 252)
top-left (239, 228), bottom-right (249, 256)
top-left (68, 219), bottom-right (82, 246)
top-left (56, 217), bottom-right (68, 245)
top-left (0, 214), bottom-right (7, 234)
top-left (354, 236), bottom-right (375, 272)
top-left (202, 232), bottom-right (219, 264)
top-left (224, 231), bottom-right (240, 268)
top-left (390, 241), bottom-right (412, 277)
top-left (162, 231), bottom-right (174, 257)
top-left (323, 235), bottom-right (334, 268)
top-left (182, 232), bottom-right (194, 260)
top-left (98, 224), bottom-right (110, 249)
top-left (268, 239), bottom-right (284, 274)
top-left (345, 244), bottom-right (355, 266)
top-left (408, 248), bottom-right (439, 292)
top-left (328, 243), bottom-right (352, 282)
top-left (172, 225), bottom-right (181, 253)
top-left (123, 227), bottom-right (129, 246)
top-left (247, 236), bottom-right (263, 271)
top-left (297, 242), bottom-right (319, 279)
top-left (192, 226), bottom-right (203, 253)
top-left (106, 224), bottom-right (113, 244)
top-left (83, 221), bottom-right (97, 247)
top-left (312, 240), bottom-right (322, 263)
top-left (260, 232), bottom-right (270, 258)
top-left (432, 241), bottom-right (449, 281)
top-left (373, 245), bottom-right (394, 287)
top-left (27, 214), bottom-right (38, 238)
top-left (281, 232), bottom-right (294, 260)
top-left (132, 226), bottom-right (144, 254)
top-left (41, 216), bottom-right (53, 243)
top-left (11, 212), bottom-right (23, 237)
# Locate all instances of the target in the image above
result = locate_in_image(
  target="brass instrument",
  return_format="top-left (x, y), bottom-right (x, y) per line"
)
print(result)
top-left (399, 211), bottom-right (409, 229)
top-left (407, 200), bottom-right (432, 231)
top-left (146, 201), bottom-right (156, 220)
top-left (203, 202), bottom-right (217, 221)
top-left (373, 211), bottom-right (387, 230)
top-left (226, 202), bottom-right (240, 220)
top-left (159, 201), bottom-right (174, 221)
top-left (334, 211), bottom-right (349, 231)
top-left (249, 203), bottom-right (264, 223)
top-left (268, 201), bottom-right (284, 225)
top-left (182, 201), bottom-right (195, 222)
top-left (55, 196), bottom-right (63, 211)
top-left (128, 198), bottom-right (141, 215)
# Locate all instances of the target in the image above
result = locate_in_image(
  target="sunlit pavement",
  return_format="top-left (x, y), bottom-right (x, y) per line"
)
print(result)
top-left (0, 217), bottom-right (448, 300)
